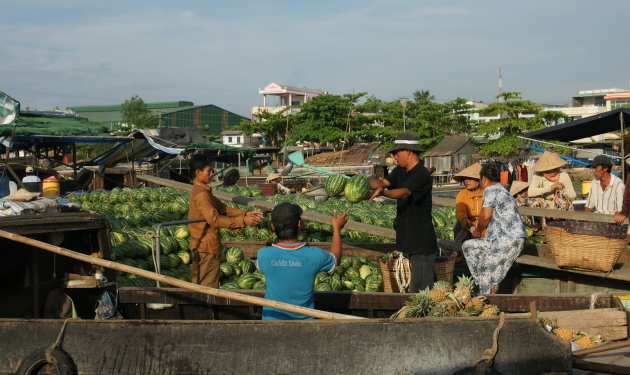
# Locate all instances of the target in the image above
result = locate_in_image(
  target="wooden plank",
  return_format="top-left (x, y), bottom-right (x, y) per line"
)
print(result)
top-left (515, 254), bottom-right (630, 282)
top-left (484, 293), bottom-right (613, 312)
top-left (573, 358), bottom-right (630, 375)
top-left (137, 174), bottom-right (398, 239)
top-left (538, 308), bottom-right (627, 330)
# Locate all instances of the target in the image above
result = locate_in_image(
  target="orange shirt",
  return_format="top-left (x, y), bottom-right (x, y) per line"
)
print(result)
top-left (188, 182), bottom-right (246, 254)
top-left (455, 188), bottom-right (484, 228)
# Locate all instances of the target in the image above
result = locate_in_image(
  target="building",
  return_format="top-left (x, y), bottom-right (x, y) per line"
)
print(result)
top-left (604, 91), bottom-right (630, 111)
top-left (221, 130), bottom-right (261, 148)
top-left (67, 101), bottom-right (247, 135)
top-left (545, 88), bottom-right (624, 120)
top-left (424, 136), bottom-right (479, 173)
top-left (251, 82), bottom-right (328, 120)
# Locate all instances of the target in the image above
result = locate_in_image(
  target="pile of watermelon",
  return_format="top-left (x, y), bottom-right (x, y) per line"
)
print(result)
top-left (314, 255), bottom-right (383, 292)
top-left (219, 246), bottom-right (266, 290)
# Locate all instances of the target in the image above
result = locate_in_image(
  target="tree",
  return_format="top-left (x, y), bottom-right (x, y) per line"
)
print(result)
top-left (239, 107), bottom-right (293, 147)
top-left (536, 110), bottom-right (570, 127)
top-left (475, 92), bottom-right (543, 156)
top-left (121, 95), bottom-right (158, 128)
top-left (413, 89), bottom-right (435, 103)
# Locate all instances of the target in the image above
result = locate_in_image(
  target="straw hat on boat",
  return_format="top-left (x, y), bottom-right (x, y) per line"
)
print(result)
top-left (533, 152), bottom-right (567, 172)
top-left (453, 163), bottom-right (482, 181)
top-left (509, 181), bottom-right (529, 197)
top-left (265, 173), bottom-right (281, 182)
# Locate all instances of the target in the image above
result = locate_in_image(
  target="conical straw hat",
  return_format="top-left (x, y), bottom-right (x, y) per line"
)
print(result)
top-left (533, 152), bottom-right (567, 172)
top-left (509, 181), bottom-right (529, 196)
top-left (266, 173), bottom-right (281, 182)
top-left (453, 163), bottom-right (482, 181)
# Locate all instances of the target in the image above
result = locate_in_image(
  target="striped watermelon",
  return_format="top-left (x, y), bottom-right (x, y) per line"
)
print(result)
top-left (344, 175), bottom-right (369, 203)
top-left (325, 175), bottom-right (347, 197)
top-left (237, 274), bottom-right (258, 289)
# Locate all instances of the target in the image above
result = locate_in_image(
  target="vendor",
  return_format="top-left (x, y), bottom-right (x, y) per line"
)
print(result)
top-left (462, 163), bottom-right (526, 294)
top-left (510, 180), bottom-right (533, 227)
top-left (266, 173), bottom-right (293, 194)
top-left (528, 152), bottom-right (576, 211)
top-left (368, 132), bottom-right (437, 292)
top-left (584, 155), bottom-right (624, 215)
top-left (453, 163), bottom-right (484, 242)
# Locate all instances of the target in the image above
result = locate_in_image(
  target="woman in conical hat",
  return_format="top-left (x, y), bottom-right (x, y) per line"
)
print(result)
top-left (453, 163), bottom-right (485, 241)
top-left (528, 151), bottom-right (576, 211)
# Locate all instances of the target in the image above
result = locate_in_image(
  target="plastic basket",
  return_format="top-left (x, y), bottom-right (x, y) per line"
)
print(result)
top-left (545, 226), bottom-right (627, 272)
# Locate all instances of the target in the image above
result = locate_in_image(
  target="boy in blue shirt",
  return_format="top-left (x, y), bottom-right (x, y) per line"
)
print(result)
top-left (257, 202), bottom-right (348, 320)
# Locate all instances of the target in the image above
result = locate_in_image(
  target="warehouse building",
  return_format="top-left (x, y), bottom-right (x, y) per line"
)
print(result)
top-left (67, 101), bottom-right (247, 135)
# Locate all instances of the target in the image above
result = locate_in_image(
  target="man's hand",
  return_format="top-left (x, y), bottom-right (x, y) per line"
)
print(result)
top-left (615, 212), bottom-right (627, 224)
top-left (459, 217), bottom-right (471, 230)
top-left (551, 182), bottom-right (564, 191)
top-left (368, 188), bottom-right (384, 202)
top-left (244, 211), bottom-right (263, 226)
top-left (332, 210), bottom-right (348, 231)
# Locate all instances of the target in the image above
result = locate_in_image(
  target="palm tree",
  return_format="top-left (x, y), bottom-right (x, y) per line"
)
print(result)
top-left (413, 89), bottom-right (435, 103)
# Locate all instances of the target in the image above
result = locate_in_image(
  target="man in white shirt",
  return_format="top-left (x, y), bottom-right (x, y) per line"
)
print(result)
top-left (584, 155), bottom-right (624, 215)
top-left (266, 173), bottom-right (293, 195)
top-left (22, 166), bottom-right (41, 184)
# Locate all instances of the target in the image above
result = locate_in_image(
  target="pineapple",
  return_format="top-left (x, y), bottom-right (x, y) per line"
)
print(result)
top-left (427, 281), bottom-right (452, 303)
top-left (552, 328), bottom-right (574, 340)
top-left (465, 296), bottom-right (486, 310)
top-left (429, 302), bottom-right (452, 317)
top-left (393, 288), bottom-right (435, 318)
top-left (441, 299), bottom-right (458, 312)
top-left (574, 335), bottom-right (600, 349)
top-left (453, 275), bottom-right (476, 305)
top-left (479, 305), bottom-right (500, 317)
top-left (393, 306), bottom-right (409, 318)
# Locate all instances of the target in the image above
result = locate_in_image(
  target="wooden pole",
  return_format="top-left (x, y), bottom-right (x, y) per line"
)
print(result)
top-left (0, 229), bottom-right (364, 320)
top-left (573, 340), bottom-right (630, 357)
top-left (572, 358), bottom-right (630, 375)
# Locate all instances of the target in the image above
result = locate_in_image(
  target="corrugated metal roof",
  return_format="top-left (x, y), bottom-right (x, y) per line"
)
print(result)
top-left (425, 136), bottom-right (472, 157)
top-left (67, 101), bottom-right (194, 112)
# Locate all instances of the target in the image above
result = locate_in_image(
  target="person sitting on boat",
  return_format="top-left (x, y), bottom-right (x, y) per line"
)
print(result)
top-left (256, 203), bottom-right (348, 320)
top-left (22, 166), bottom-right (41, 184)
top-left (462, 163), bottom-right (525, 294)
top-left (527, 151), bottom-right (576, 211)
top-left (266, 173), bottom-right (293, 195)
top-left (188, 154), bottom-right (263, 287)
top-left (510, 181), bottom-right (533, 227)
top-left (584, 155), bottom-right (624, 215)
top-left (453, 163), bottom-right (484, 242)
top-left (615, 158), bottom-right (630, 224)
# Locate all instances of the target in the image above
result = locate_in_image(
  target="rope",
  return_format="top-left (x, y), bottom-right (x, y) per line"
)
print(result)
top-left (45, 318), bottom-right (72, 363)
top-left (393, 254), bottom-right (410, 293)
top-left (473, 312), bottom-right (506, 375)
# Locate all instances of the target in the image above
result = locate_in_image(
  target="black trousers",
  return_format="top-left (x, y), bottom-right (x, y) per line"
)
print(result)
top-left (408, 253), bottom-right (436, 293)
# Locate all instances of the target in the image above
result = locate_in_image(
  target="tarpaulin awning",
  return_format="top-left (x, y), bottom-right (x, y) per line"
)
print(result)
top-left (523, 108), bottom-right (630, 142)
top-left (90, 129), bottom-right (182, 167)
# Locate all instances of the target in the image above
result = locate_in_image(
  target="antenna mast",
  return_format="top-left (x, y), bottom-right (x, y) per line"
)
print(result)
top-left (497, 67), bottom-right (503, 101)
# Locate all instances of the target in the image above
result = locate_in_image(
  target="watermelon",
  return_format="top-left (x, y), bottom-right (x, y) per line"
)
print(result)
top-left (339, 256), bottom-right (352, 269)
top-left (359, 264), bottom-right (373, 280)
top-left (342, 280), bottom-right (354, 290)
top-left (167, 253), bottom-right (181, 269)
top-left (226, 247), bottom-right (244, 264)
top-left (220, 263), bottom-right (234, 278)
top-left (344, 175), bottom-right (370, 203)
top-left (325, 175), bottom-right (347, 197)
top-left (221, 280), bottom-right (239, 289)
top-left (173, 225), bottom-right (190, 239)
top-left (330, 275), bottom-right (342, 291)
top-left (239, 259), bottom-right (255, 274)
top-left (344, 267), bottom-right (359, 280)
top-left (237, 274), bottom-right (258, 289)
top-left (351, 277), bottom-right (365, 288)
top-left (253, 280), bottom-right (266, 290)
top-left (365, 273), bottom-right (382, 292)
top-left (315, 282), bottom-right (332, 291)
top-left (176, 251), bottom-right (191, 265)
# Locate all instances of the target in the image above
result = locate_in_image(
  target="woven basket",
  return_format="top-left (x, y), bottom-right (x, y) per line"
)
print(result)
top-left (545, 226), bottom-right (627, 272)
top-left (434, 258), bottom-right (455, 284)
top-left (378, 256), bottom-right (411, 293)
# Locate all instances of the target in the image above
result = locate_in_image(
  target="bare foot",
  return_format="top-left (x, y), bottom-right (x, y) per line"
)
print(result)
top-left (490, 284), bottom-right (499, 294)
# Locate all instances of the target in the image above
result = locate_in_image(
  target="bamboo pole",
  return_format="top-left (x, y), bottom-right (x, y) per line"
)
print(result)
top-left (573, 340), bottom-right (630, 357)
top-left (0, 229), bottom-right (363, 320)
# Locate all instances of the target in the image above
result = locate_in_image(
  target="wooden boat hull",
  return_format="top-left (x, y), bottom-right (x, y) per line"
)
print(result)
top-left (0, 317), bottom-right (571, 375)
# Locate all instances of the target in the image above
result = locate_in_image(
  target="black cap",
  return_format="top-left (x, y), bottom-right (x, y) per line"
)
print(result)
top-left (388, 132), bottom-right (424, 153)
top-left (271, 202), bottom-right (303, 226)
top-left (590, 155), bottom-right (613, 169)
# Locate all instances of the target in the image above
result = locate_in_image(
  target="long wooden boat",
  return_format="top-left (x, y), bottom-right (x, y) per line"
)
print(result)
top-left (0, 211), bottom-right (579, 374)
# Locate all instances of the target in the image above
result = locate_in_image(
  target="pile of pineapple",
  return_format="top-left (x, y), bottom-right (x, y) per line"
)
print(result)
top-left (392, 276), bottom-right (500, 318)
top-left (542, 318), bottom-right (603, 349)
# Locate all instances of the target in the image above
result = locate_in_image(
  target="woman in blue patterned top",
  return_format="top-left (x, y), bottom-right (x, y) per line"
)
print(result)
top-left (462, 163), bottom-right (526, 294)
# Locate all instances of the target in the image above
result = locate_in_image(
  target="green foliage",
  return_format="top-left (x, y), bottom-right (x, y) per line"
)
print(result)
top-left (478, 135), bottom-right (522, 157)
top-left (240, 107), bottom-right (292, 147)
top-left (535, 110), bottom-right (570, 127)
top-left (121, 95), bottom-right (158, 128)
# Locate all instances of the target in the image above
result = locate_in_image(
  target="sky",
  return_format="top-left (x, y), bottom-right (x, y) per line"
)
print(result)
top-left (1, 0), bottom-right (630, 117)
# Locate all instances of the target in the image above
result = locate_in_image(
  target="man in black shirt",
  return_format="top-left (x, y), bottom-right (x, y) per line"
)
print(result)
top-left (369, 133), bottom-right (438, 292)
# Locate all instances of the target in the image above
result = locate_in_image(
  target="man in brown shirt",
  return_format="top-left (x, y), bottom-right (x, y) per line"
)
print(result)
top-left (188, 155), bottom-right (262, 287)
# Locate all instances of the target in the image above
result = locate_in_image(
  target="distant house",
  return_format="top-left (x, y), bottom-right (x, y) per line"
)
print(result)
top-left (221, 130), bottom-right (261, 148)
top-left (251, 82), bottom-right (328, 120)
top-left (424, 136), bottom-right (478, 173)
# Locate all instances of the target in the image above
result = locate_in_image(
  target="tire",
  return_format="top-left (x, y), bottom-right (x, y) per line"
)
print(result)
top-left (17, 348), bottom-right (77, 375)
top-left (223, 169), bottom-right (240, 186)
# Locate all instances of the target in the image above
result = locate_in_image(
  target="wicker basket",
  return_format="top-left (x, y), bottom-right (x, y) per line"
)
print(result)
top-left (545, 226), bottom-right (627, 272)
top-left (378, 255), bottom-right (411, 293)
top-left (434, 258), bottom-right (455, 284)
